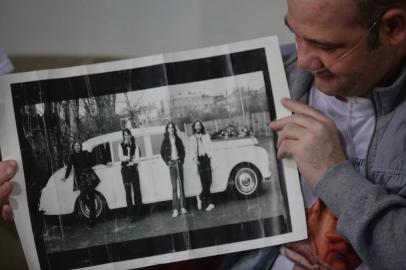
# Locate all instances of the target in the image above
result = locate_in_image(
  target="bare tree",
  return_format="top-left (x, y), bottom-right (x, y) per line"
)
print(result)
top-left (123, 92), bottom-right (138, 128)
top-left (69, 99), bottom-right (80, 140)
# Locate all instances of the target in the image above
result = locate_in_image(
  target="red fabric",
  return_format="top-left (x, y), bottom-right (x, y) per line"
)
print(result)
top-left (286, 199), bottom-right (361, 270)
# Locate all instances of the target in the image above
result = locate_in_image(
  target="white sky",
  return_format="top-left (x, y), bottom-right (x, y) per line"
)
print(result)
top-left (34, 71), bottom-right (265, 116)
top-left (115, 86), bottom-right (170, 114)
top-left (170, 71), bottom-right (264, 96)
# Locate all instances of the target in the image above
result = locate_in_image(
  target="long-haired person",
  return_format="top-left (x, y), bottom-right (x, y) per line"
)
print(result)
top-left (118, 128), bottom-right (142, 222)
top-left (160, 121), bottom-right (186, 218)
top-left (62, 141), bottom-right (100, 228)
top-left (190, 120), bottom-right (215, 211)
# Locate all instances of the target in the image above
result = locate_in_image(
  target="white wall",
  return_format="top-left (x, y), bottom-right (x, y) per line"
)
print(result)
top-left (0, 0), bottom-right (294, 57)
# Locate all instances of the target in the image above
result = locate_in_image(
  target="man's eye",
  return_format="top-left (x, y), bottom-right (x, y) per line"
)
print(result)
top-left (318, 46), bottom-right (338, 53)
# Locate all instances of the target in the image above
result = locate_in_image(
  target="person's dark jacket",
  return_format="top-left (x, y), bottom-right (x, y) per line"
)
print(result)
top-left (120, 136), bottom-right (140, 167)
top-left (65, 150), bottom-right (96, 190)
top-left (160, 136), bottom-right (185, 165)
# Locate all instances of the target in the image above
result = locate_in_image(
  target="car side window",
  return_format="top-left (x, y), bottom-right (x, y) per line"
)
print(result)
top-left (134, 136), bottom-right (145, 157)
top-left (91, 143), bottom-right (112, 165)
top-left (150, 133), bottom-right (164, 156)
top-left (112, 136), bottom-right (146, 162)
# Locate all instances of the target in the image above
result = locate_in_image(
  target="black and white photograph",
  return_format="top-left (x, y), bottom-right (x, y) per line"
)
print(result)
top-left (0, 36), bottom-right (306, 269)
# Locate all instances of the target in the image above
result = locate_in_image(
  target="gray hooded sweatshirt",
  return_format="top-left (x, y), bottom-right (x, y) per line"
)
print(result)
top-left (284, 53), bottom-right (406, 270)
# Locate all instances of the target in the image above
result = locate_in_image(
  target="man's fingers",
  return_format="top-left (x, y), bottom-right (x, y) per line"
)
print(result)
top-left (0, 181), bottom-right (12, 205)
top-left (271, 113), bottom-right (327, 134)
top-left (0, 160), bottom-right (17, 185)
top-left (281, 97), bottom-right (328, 122)
top-left (277, 139), bottom-right (298, 160)
top-left (0, 161), bottom-right (15, 222)
top-left (1, 204), bottom-right (13, 222)
top-left (276, 124), bottom-right (306, 147)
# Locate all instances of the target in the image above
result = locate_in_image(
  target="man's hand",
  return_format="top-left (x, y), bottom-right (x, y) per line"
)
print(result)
top-left (0, 160), bottom-right (17, 221)
top-left (270, 98), bottom-right (346, 187)
top-left (167, 160), bottom-right (175, 166)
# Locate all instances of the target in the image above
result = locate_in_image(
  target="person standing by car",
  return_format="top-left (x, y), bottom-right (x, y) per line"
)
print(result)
top-left (62, 141), bottom-right (100, 228)
top-left (160, 121), bottom-right (186, 218)
top-left (118, 128), bottom-right (142, 222)
top-left (189, 120), bottom-right (215, 212)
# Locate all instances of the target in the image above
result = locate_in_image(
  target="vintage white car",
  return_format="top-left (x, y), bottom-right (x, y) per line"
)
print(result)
top-left (38, 126), bottom-right (271, 219)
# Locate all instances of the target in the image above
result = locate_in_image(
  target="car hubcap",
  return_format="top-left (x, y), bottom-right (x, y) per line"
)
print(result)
top-left (235, 167), bottom-right (257, 195)
top-left (80, 195), bottom-right (103, 218)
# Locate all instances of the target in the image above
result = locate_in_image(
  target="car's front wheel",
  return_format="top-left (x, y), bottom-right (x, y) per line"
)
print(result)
top-left (76, 191), bottom-right (106, 220)
top-left (230, 163), bottom-right (262, 198)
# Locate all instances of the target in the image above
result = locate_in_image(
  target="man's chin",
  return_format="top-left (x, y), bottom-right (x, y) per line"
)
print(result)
top-left (314, 78), bottom-right (345, 97)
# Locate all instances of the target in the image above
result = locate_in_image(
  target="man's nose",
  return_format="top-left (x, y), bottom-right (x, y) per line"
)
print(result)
top-left (295, 39), bottom-right (324, 71)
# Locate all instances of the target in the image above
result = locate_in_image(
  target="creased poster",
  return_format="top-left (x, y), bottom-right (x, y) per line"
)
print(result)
top-left (0, 36), bottom-right (306, 270)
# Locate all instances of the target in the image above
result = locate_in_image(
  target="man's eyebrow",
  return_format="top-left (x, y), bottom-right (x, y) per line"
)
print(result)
top-left (284, 15), bottom-right (344, 48)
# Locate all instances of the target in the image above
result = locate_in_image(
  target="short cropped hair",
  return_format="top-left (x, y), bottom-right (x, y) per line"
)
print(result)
top-left (354, 0), bottom-right (406, 47)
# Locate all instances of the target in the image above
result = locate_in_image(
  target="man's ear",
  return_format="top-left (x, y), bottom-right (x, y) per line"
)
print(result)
top-left (380, 8), bottom-right (406, 46)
